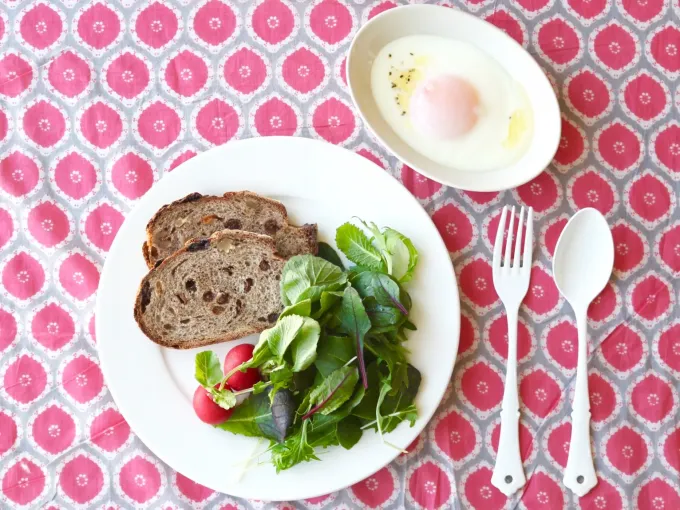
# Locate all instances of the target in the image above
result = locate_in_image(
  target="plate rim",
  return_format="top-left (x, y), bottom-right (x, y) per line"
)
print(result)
top-left (96, 136), bottom-right (460, 500)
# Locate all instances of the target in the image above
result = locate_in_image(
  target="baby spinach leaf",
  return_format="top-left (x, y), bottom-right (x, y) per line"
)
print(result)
top-left (304, 365), bottom-right (359, 419)
top-left (195, 351), bottom-right (223, 388)
top-left (351, 271), bottom-right (407, 314)
top-left (351, 363), bottom-right (382, 420)
top-left (335, 222), bottom-right (385, 272)
top-left (308, 413), bottom-right (340, 448)
top-left (315, 335), bottom-right (355, 377)
top-left (317, 242), bottom-right (345, 270)
top-left (281, 255), bottom-right (346, 306)
top-left (365, 335), bottom-right (409, 394)
top-left (271, 420), bottom-right (319, 472)
top-left (339, 286), bottom-right (371, 388)
top-left (379, 364), bottom-right (421, 433)
top-left (337, 416), bottom-right (363, 449)
top-left (218, 391), bottom-right (272, 438)
top-left (279, 299), bottom-right (312, 319)
top-left (290, 317), bottom-right (321, 372)
top-left (363, 296), bottom-right (404, 330)
top-left (353, 362), bottom-right (420, 432)
top-left (262, 315), bottom-right (304, 362)
top-left (384, 228), bottom-right (418, 283)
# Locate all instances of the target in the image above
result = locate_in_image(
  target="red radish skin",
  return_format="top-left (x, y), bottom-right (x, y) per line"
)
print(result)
top-left (193, 385), bottom-right (233, 425)
top-left (224, 344), bottom-right (261, 391)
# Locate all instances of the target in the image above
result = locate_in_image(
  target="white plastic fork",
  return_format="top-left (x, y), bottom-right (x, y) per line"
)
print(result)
top-left (490, 206), bottom-right (533, 497)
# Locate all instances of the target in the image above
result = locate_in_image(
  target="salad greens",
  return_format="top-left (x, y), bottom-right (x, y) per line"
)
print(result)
top-left (195, 219), bottom-right (420, 472)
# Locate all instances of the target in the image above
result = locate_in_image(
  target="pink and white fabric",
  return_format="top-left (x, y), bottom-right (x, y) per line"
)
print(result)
top-left (0, 0), bottom-right (678, 508)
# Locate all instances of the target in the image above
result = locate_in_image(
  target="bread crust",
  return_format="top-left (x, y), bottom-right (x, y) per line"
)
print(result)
top-left (133, 229), bottom-right (286, 349)
top-left (143, 191), bottom-right (316, 268)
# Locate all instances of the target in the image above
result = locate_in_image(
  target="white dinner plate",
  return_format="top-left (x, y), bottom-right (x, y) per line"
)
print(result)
top-left (347, 4), bottom-right (561, 192)
top-left (97, 137), bottom-right (460, 501)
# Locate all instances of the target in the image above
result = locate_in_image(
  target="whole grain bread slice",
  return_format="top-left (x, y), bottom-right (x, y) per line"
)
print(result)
top-left (142, 191), bottom-right (317, 268)
top-left (134, 229), bottom-right (286, 349)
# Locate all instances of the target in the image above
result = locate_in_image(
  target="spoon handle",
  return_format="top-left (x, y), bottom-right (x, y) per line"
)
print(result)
top-left (491, 307), bottom-right (525, 496)
top-left (564, 309), bottom-right (597, 497)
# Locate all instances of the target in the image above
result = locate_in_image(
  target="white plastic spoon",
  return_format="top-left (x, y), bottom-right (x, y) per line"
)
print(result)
top-left (552, 208), bottom-right (614, 497)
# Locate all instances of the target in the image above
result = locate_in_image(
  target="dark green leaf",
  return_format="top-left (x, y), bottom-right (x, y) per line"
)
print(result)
top-left (290, 366), bottom-right (316, 394)
top-left (365, 335), bottom-right (409, 395)
top-left (218, 391), bottom-right (277, 440)
top-left (305, 365), bottom-right (359, 417)
top-left (363, 296), bottom-right (405, 330)
top-left (337, 416), bottom-right (363, 449)
top-left (351, 271), bottom-right (406, 314)
top-left (307, 413), bottom-right (340, 448)
top-left (335, 223), bottom-right (385, 272)
top-left (352, 363), bottom-right (382, 420)
top-left (271, 420), bottom-right (319, 472)
top-left (381, 365), bottom-right (421, 433)
top-left (315, 335), bottom-right (355, 377)
top-left (194, 351), bottom-right (223, 388)
top-left (317, 242), bottom-right (345, 270)
top-left (281, 255), bottom-right (346, 306)
top-left (352, 363), bottom-right (420, 432)
top-left (339, 287), bottom-right (371, 388)
top-left (279, 299), bottom-right (312, 319)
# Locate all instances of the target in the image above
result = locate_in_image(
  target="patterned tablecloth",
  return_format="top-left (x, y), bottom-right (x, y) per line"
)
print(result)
top-left (0, 0), bottom-right (679, 508)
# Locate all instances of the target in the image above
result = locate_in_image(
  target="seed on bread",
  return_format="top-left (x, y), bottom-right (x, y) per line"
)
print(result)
top-left (142, 191), bottom-right (317, 268)
top-left (134, 229), bottom-right (287, 349)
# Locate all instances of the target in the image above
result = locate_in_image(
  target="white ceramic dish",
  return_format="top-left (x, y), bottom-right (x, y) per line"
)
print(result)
top-left (97, 137), bottom-right (460, 501)
top-left (347, 4), bottom-right (561, 192)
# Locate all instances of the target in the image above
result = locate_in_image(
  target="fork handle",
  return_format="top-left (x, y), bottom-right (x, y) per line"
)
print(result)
top-left (491, 307), bottom-right (525, 496)
top-left (564, 308), bottom-right (598, 497)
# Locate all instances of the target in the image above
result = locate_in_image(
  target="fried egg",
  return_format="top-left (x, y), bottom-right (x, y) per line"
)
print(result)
top-left (371, 35), bottom-right (533, 172)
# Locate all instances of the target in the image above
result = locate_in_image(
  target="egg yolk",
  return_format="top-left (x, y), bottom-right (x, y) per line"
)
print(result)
top-left (410, 75), bottom-right (479, 140)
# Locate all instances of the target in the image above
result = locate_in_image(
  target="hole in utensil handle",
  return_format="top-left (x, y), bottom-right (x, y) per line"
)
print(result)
top-left (577, 476), bottom-right (584, 484)
top-left (505, 476), bottom-right (513, 483)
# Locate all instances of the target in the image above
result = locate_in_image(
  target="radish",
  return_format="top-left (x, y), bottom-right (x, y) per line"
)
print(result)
top-left (224, 344), bottom-right (261, 391)
top-left (193, 385), bottom-right (233, 425)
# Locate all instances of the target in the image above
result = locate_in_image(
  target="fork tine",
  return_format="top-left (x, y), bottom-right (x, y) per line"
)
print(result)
top-left (503, 207), bottom-right (515, 268)
top-left (523, 207), bottom-right (534, 268)
top-left (493, 206), bottom-right (508, 267)
top-left (513, 207), bottom-right (525, 270)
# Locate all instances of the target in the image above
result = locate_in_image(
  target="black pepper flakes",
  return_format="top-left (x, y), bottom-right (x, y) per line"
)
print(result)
top-left (388, 53), bottom-right (392, 58)
top-left (391, 83), bottom-right (396, 88)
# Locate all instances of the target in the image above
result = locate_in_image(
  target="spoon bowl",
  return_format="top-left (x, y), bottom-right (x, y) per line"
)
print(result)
top-left (553, 208), bottom-right (614, 312)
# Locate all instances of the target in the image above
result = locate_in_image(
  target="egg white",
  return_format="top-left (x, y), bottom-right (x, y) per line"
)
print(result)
top-left (371, 35), bottom-right (534, 172)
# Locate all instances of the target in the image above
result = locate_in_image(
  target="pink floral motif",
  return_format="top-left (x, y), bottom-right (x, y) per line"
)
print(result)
top-left (133, 1), bottom-right (181, 54)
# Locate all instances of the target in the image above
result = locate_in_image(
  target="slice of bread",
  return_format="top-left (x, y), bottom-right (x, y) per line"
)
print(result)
top-left (142, 191), bottom-right (317, 268)
top-left (134, 229), bottom-right (286, 349)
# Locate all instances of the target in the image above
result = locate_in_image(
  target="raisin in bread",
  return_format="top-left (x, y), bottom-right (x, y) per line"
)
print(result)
top-left (142, 191), bottom-right (317, 268)
top-left (134, 230), bottom-right (286, 349)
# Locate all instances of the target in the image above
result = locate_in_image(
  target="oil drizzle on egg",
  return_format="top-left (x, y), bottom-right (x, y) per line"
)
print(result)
top-left (502, 109), bottom-right (529, 149)
top-left (389, 55), bottom-right (426, 116)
